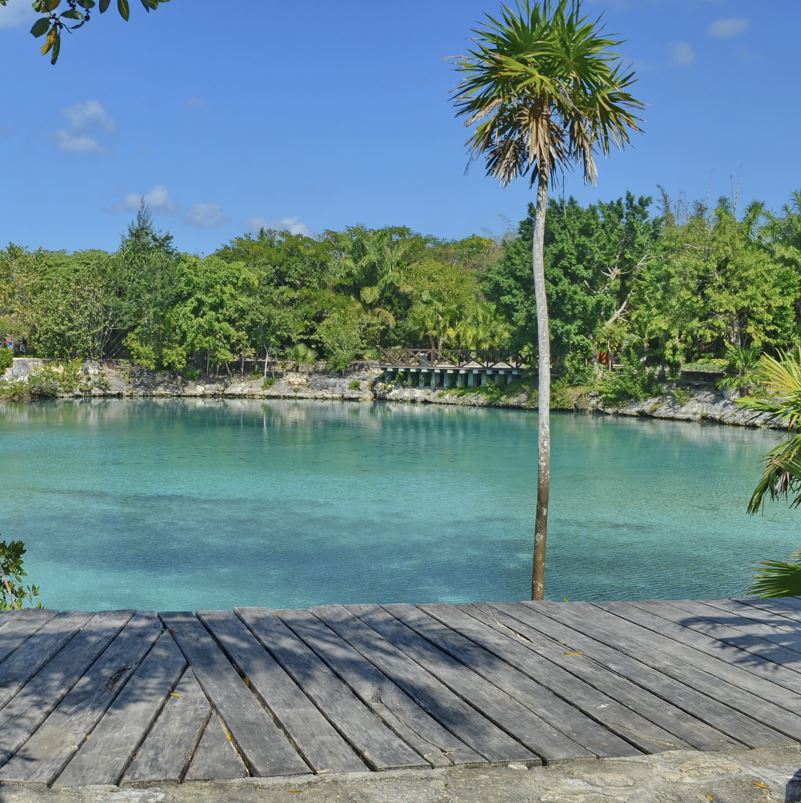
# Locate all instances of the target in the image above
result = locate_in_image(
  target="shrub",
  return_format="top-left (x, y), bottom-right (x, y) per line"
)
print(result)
top-left (23, 360), bottom-right (83, 398)
top-left (348, 380), bottom-right (361, 390)
top-left (288, 343), bottom-right (318, 365)
top-left (0, 538), bottom-right (41, 610)
top-left (552, 381), bottom-right (592, 409)
top-left (262, 376), bottom-right (276, 390)
top-left (0, 348), bottom-right (12, 374)
top-left (671, 386), bottom-right (691, 405)
top-left (595, 352), bottom-right (660, 406)
top-left (0, 380), bottom-right (30, 401)
top-left (717, 344), bottom-right (763, 394)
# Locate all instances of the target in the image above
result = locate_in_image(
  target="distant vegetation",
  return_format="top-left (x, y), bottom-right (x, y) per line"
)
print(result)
top-left (3, 191), bottom-right (801, 394)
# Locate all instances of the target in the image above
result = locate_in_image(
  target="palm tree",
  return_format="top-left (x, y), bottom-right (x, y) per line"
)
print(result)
top-left (740, 348), bottom-right (801, 597)
top-left (453, 0), bottom-right (643, 599)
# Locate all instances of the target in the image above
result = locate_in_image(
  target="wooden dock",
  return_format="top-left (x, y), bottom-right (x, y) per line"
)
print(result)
top-left (2, 597), bottom-right (801, 788)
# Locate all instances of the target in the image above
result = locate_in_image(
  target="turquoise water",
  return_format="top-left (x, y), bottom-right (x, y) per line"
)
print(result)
top-left (1, 398), bottom-right (798, 611)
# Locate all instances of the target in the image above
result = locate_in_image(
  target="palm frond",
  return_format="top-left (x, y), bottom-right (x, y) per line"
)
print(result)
top-left (751, 550), bottom-right (801, 598)
top-left (453, 0), bottom-right (643, 187)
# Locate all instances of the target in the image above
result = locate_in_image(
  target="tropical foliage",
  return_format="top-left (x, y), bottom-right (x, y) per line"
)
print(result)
top-left (0, 207), bottom-right (509, 374)
top-left (0, 538), bottom-right (41, 610)
top-left (6, 188), bottom-right (801, 383)
top-left (739, 349), bottom-right (801, 597)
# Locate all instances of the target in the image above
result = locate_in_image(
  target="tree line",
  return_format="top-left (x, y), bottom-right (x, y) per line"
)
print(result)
top-left (2, 190), bottom-right (801, 382)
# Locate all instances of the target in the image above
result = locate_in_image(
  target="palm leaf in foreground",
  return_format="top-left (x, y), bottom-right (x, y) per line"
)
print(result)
top-left (751, 551), bottom-right (801, 598)
top-left (740, 347), bottom-right (801, 596)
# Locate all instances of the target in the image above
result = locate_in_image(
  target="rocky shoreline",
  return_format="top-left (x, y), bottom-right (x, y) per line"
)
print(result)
top-left (1, 358), bottom-right (776, 429)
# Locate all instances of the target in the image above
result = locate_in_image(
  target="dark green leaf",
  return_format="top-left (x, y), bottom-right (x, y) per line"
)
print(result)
top-left (61, 9), bottom-right (83, 20)
top-left (117, 0), bottom-right (129, 20)
top-left (99, 0), bottom-right (110, 12)
top-left (50, 31), bottom-right (61, 64)
top-left (30, 17), bottom-right (51, 37)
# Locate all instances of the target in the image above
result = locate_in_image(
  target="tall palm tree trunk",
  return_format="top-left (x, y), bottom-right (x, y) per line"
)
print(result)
top-left (531, 172), bottom-right (550, 601)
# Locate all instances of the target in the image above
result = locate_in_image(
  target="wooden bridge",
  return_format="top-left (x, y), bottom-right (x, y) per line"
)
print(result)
top-left (380, 349), bottom-right (528, 389)
top-left (1, 597), bottom-right (801, 788)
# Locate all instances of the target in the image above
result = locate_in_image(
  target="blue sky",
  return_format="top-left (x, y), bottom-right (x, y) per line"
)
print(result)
top-left (0, 0), bottom-right (797, 253)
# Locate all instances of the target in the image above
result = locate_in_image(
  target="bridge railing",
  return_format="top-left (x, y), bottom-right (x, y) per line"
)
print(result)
top-left (379, 348), bottom-right (528, 369)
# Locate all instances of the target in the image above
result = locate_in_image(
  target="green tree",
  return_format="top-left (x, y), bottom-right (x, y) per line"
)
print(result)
top-left (0, 0), bottom-right (170, 64)
top-left (454, 0), bottom-right (643, 598)
top-left (5, 249), bottom-right (120, 360)
top-left (629, 199), bottom-right (799, 370)
top-left (485, 193), bottom-right (656, 378)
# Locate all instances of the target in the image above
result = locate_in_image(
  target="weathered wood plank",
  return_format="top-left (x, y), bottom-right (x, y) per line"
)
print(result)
top-left (599, 600), bottom-right (801, 698)
top-left (389, 603), bottom-right (637, 758)
top-left (492, 602), bottom-right (779, 749)
top-left (310, 604), bottom-right (535, 764)
top-left (279, 608), bottom-right (482, 768)
top-left (514, 601), bottom-right (793, 748)
top-left (200, 610), bottom-right (366, 774)
top-left (703, 598), bottom-right (801, 637)
top-left (0, 611), bottom-right (132, 770)
top-left (635, 598), bottom-right (801, 668)
top-left (54, 631), bottom-right (187, 787)
top-left (237, 607), bottom-right (426, 771)
top-left (0, 612), bottom-right (162, 785)
top-left (352, 604), bottom-right (582, 765)
top-left (572, 601), bottom-right (801, 743)
top-left (736, 597), bottom-right (801, 632)
top-left (424, 602), bottom-right (693, 754)
top-left (0, 610), bottom-right (57, 665)
top-left (184, 716), bottom-right (248, 781)
top-left (468, 603), bottom-right (739, 753)
top-left (0, 611), bottom-right (93, 710)
top-left (161, 611), bottom-right (309, 778)
top-left (123, 669), bottom-right (211, 785)
top-left (665, 599), bottom-right (801, 665)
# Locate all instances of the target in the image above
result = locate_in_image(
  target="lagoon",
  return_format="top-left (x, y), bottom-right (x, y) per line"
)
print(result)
top-left (1, 398), bottom-right (797, 610)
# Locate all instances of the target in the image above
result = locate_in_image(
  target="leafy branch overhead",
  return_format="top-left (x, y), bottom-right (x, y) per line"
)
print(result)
top-left (0, 0), bottom-right (170, 64)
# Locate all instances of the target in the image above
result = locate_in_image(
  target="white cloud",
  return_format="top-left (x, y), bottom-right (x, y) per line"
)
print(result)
top-left (246, 216), bottom-right (310, 236)
top-left (53, 131), bottom-right (103, 154)
top-left (187, 202), bottom-right (225, 228)
top-left (707, 17), bottom-right (749, 38)
top-left (63, 100), bottom-right (115, 133)
top-left (670, 41), bottom-right (695, 67)
top-left (116, 184), bottom-right (175, 214)
top-left (0, 0), bottom-right (37, 28)
top-left (53, 99), bottom-right (114, 155)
